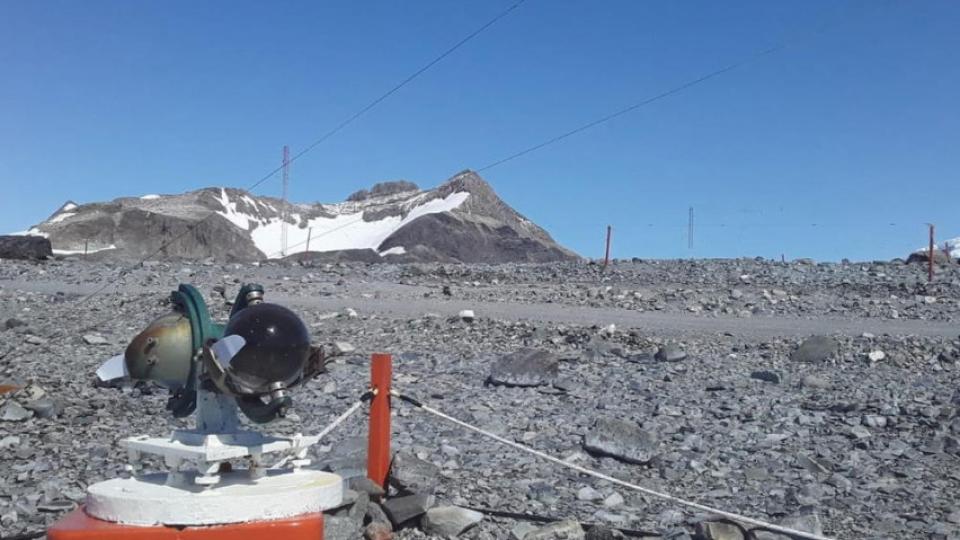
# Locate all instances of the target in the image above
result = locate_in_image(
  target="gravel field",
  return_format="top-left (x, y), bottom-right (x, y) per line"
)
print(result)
top-left (1, 257), bottom-right (959, 539)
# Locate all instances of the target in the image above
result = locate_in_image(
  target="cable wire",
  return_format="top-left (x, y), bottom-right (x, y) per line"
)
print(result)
top-left (392, 389), bottom-right (842, 540)
top-left (4, 1), bottom-right (528, 362)
top-left (477, 2), bottom-right (884, 173)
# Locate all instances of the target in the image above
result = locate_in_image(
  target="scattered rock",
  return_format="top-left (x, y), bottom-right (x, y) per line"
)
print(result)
top-left (655, 345), bottom-right (687, 362)
top-left (389, 452), bottom-right (441, 495)
top-left (790, 336), bottom-right (838, 363)
top-left (331, 341), bottom-right (356, 355)
top-left (695, 521), bottom-right (746, 540)
top-left (750, 370), bottom-right (781, 384)
top-left (524, 519), bottom-right (586, 539)
top-left (364, 522), bottom-right (393, 540)
top-left (488, 348), bottom-right (559, 387)
top-left (82, 333), bottom-right (109, 345)
top-left (421, 506), bottom-right (484, 536)
top-left (381, 494), bottom-right (435, 527)
top-left (0, 400), bottom-right (32, 422)
top-left (583, 418), bottom-right (658, 464)
top-left (0, 235), bottom-right (52, 260)
top-left (458, 309), bottom-right (476, 323)
top-left (4, 318), bottom-right (26, 330)
top-left (576, 486), bottom-right (603, 502)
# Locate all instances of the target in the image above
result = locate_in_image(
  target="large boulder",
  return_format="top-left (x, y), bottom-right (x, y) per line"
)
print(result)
top-left (488, 349), bottom-right (559, 387)
top-left (0, 236), bottom-right (51, 260)
top-left (906, 250), bottom-right (954, 265)
top-left (388, 452), bottom-right (441, 494)
top-left (790, 336), bottom-right (838, 363)
top-left (583, 418), bottom-right (659, 465)
top-left (421, 506), bottom-right (484, 537)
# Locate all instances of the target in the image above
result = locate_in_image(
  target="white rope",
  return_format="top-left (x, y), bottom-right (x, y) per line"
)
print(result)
top-left (392, 390), bottom-right (838, 540)
top-left (315, 398), bottom-right (366, 441)
top-left (271, 392), bottom-right (371, 470)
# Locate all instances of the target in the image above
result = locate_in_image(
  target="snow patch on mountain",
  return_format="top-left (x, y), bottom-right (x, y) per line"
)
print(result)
top-left (140, 194), bottom-right (161, 200)
top-left (10, 227), bottom-right (48, 238)
top-left (53, 244), bottom-right (117, 256)
top-left (49, 212), bottom-right (76, 224)
top-left (208, 187), bottom-right (471, 258)
top-left (379, 246), bottom-right (407, 256)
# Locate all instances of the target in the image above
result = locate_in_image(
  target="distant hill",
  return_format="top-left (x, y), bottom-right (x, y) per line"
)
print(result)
top-left (13, 170), bottom-right (579, 263)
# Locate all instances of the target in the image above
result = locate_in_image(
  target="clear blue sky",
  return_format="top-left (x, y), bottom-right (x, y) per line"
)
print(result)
top-left (1, 0), bottom-right (957, 261)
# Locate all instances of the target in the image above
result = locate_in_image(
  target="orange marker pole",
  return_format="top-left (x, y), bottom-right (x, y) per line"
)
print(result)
top-left (367, 353), bottom-right (392, 489)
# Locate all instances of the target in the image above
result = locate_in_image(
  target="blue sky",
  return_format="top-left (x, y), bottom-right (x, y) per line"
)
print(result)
top-left (1, 0), bottom-right (957, 261)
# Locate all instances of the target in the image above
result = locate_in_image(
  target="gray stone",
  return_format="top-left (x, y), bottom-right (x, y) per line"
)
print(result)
top-left (421, 506), bottom-right (484, 536)
top-left (365, 501), bottom-right (392, 528)
top-left (0, 435), bottom-right (21, 449)
top-left (655, 345), bottom-right (687, 362)
top-left (349, 476), bottom-right (386, 498)
top-left (0, 235), bottom-right (51, 260)
top-left (800, 375), bottom-right (831, 389)
top-left (331, 341), bottom-right (356, 355)
top-left (389, 451), bottom-right (441, 494)
top-left (583, 418), bottom-right (658, 464)
top-left (488, 348), bottom-right (559, 387)
top-left (511, 522), bottom-right (539, 540)
top-left (576, 486), bottom-right (603, 501)
top-left (24, 397), bottom-right (61, 419)
top-left (82, 333), bottom-right (109, 345)
top-left (523, 520), bottom-right (586, 539)
top-left (0, 400), bottom-right (32, 422)
top-left (750, 370), bottom-right (781, 384)
top-left (585, 526), bottom-right (625, 540)
top-left (790, 336), bottom-right (838, 363)
top-left (695, 521), bottom-right (746, 540)
top-left (753, 509), bottom-right (823, 540)
top-left (4, 318), bottom-right (26, 330)
top-left (325, 515), bottom-right (362, 540)
top-left (381, 494), bottom-right (434, 527)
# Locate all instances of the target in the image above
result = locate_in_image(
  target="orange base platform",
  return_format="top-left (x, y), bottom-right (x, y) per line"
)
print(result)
top-left (48, 507), bottom-right (325, 540)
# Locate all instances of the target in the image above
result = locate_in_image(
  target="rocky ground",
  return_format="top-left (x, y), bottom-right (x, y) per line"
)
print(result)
top-left (1, 257), bottom-right (959, 539)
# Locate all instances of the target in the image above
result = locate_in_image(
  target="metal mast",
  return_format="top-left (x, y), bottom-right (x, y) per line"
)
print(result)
top-left (281, 145), bottom-right (290, 257)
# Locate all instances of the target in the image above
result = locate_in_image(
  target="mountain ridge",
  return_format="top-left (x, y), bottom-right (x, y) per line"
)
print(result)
top-left (15, 170), bottom-right (579, 263)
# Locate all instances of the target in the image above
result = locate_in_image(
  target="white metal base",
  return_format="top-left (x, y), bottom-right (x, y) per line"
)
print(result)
top-left (85, 469), bottom-right (342, 526)
top-left (122, 430), bottom-right (320, 486)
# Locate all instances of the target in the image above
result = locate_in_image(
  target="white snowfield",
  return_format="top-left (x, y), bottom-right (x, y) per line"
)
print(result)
top-left (49, 211), bottom-right (76, 224)
top-left (215, 188), bottom-right (470, 258)
top-left (53, 244), bottom-right (117, 256)
top-left (916, 237), bottom-right (960, 259)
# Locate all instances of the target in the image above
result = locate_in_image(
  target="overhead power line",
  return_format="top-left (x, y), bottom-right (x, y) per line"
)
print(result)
top-left (66, 0), bottom-right (530, 305)
top-left (477, 2), bottom-right (881, 173)
top-left (5, 1), bottom-right (530, 363)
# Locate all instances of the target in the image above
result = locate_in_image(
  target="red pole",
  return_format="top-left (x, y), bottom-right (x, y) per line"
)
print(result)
top-left (603, 226), bottom-right (612, 269)
top-left (928, 224), bottom-right (935, 282)
top-left (367, 353), bottom-right (392, 489)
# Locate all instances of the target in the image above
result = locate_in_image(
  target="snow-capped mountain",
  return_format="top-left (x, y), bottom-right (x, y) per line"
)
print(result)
top-left (14, 170), bottom-right (578, 263)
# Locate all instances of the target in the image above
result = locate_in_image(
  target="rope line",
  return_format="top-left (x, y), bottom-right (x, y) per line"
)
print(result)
top-left (314, 393), bottom-right (369, 442)
top-left (476, 1), bottom-right (886, 173)
top-left (271, 389), bottom-right (373, 470)
top-left (391, 390), bottom-right (838, 540)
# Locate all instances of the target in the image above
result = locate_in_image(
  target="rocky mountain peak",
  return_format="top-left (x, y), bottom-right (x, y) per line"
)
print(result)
top-left (13, 171), bottom-right (578, 263)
